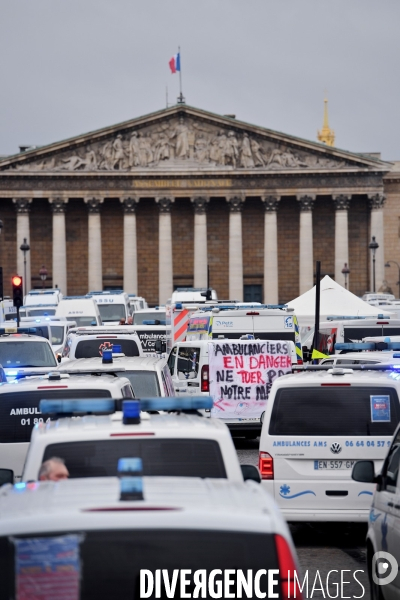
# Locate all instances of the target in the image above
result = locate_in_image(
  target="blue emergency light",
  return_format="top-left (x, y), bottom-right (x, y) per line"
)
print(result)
top-left (118, 456), bottom-right (144, 500)
top-left (139, 396), bottom-right (213, 412)
top-left (122, 400), bottom-right (140, 424)
top-left (40, 399), bottom-right (116, 415)
top-left (119, 476), bottom-right (144, 500)
top-left (102, 349), bottom-right (113, 363)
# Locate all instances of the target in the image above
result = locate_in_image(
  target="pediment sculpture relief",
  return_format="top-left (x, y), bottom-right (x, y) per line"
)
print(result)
top-left (4, 117), bottom-right (347, 172)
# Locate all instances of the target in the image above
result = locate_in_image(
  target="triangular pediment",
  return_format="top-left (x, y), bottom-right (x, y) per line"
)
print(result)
top-left (0, 105), bottom-right (391, 174)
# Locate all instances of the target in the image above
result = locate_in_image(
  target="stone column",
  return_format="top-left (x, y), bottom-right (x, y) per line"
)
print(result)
top-left (226, 196), bottom-right (245, 301)
top-left (191, 196), bottom-right (209, 288)
top-left (333, 194), bottom-right (351, 288)
top-left (297, 195), bottom-right (316, 294)
top-left (155, 197), bottom-right (174, 304)
top-left (120, 197), bottom-right (139, 295)
top-left (261, 195), bottom-right (280, 304)
top-left (48, 198), bottom-right (68, 294)
top-left (84, 197), bottom-right (104, 292)
top-left (369, 193), bottom-right (386, 292)
top-left (12, 198), bottom-right (32, 293)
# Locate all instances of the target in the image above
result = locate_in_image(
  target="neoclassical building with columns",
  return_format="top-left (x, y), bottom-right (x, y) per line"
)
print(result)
top-left (0, 104), bottom-right (396, 305)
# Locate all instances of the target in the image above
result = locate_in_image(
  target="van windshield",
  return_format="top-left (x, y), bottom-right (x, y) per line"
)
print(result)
top-left (27, 308), bottom-right (56, 317)
top-left (0, 530), bottom-right (276, 599)
top-left (66, 316), bottom-right (98, 327)
top-left (75, 339), bottom-right (140, 359)
top-left (0, 342), bottom-right (56, 368)
top-left (41, 438), bottom-right (227, 478)
top-left (269, 386), bottom-right (400, 436)
top-left (50, 326), bottom-right (64, 345)
top-left (115, 371), bottom-right (160, 397)
top-left (134, 312), bottom-right (166, 325)
top-left (97, 304), bottom-right (125, 322)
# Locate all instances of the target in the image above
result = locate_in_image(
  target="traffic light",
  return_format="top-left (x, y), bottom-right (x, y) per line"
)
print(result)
top-left (12, 275), bottom-right (23, 308)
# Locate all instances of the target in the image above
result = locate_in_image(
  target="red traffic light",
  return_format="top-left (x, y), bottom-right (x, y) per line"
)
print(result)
top-left (12, 276), bottom-right (22, 287)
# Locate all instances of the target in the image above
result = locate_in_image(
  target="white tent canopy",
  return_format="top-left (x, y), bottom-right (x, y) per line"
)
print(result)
top-left (287, 276), bottom-right (393, 328)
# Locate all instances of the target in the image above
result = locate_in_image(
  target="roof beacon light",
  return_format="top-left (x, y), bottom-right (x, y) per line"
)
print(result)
top-left (102, 349), bottom-right (113, 364)
top-left (39, 398), bottom-right (115, 416)
top-left (119, 457), bottom-right (144, 501)
top-left (123, 400), bottom-right (141, 425)
top-left (140, 396), bottom-right (213, 412)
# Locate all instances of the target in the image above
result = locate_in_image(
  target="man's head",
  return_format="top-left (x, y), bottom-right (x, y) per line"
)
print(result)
top-left (38, 457), bottom-right (69, 482)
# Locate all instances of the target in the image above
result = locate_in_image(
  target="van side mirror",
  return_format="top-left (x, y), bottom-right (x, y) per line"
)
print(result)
top-left (155, 340), bottom-right (166, 353)
top-left (57, 354), bottom-right (62, 364)
top-left (0, 469), bottom-right (14, 486)
top-left (241, 464), bottom-right (261, 484)
top-left (352, 460), bottom-right (375, 483)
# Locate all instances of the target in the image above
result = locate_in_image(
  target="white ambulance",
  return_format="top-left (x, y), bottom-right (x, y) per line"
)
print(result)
top-left (55, 296), bottom-right (102, 327)
top-left (259, 366), bottom-right (400, 522)
top-left (86, 290), bottom-right (131, 325)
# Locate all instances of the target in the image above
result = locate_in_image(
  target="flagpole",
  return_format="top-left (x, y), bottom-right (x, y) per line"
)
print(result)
top-left (178, 45), bottom-right (185, 104)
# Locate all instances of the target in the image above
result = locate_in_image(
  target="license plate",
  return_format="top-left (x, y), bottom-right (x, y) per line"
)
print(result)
top-left (314, 460), bottom-right (356, 470)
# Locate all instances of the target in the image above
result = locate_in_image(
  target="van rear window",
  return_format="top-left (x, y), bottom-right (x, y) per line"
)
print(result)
top-left (269, 386), bottom-right (400, 436)
top-left (42, 439), bottom-right (227, 479)
top-left (75, 339), bottom-right (140, 359)
top-left (0, 530), bottom-right (276, 600)
top-left (0, 390), bottom-right (112, 443)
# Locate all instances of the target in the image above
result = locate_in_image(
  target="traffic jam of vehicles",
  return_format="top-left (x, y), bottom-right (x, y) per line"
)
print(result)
top-left (1, 278), bottom-right (400, 597)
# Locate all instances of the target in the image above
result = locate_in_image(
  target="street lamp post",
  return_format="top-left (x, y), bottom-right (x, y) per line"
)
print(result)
top-left (385, 260), bottom-right (400, 299)
top-left (19, 238), bottom-right (30, 297)
top-left (369, 236), bottom-right (379, 293)
top-left (39, 265), bottom-right (48, 290)
top-left (341, 263), bottom-right (350, 289)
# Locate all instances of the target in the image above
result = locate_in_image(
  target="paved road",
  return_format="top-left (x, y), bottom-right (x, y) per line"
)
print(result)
top-left (234, 437), bottom-right (371, 599)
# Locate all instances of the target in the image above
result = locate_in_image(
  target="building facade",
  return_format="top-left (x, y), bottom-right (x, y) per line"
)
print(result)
top-left (0, 105), bottom-right (393, 305)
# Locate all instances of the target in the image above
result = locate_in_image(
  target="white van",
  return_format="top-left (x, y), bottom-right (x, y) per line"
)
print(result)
top-left (315, 316), bottom-right (400, 355)
top-left (21, 317), bottom-right (77, 355)
top-left (167, 338), bottom-right (293, 438)
top-left (86, 290), bottom-right (131, 325)
top-left (170, 287), bottom-right (218, 303)
top-left (186, 306), bottom-right (303, 363)
top-left (55, 296), bottom-right (101, 327)
top-left (128, 295), bottom-right (148, 312)
top-left (24, 288), bottom-right (63, 307)
top-left (259, 367), bottom-right (400, 522)
top-left (0, 371), bottom-right (134, 480)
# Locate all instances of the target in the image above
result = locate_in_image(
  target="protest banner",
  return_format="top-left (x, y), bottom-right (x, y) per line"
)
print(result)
top-left (208, 340), bottom-right (292, 419)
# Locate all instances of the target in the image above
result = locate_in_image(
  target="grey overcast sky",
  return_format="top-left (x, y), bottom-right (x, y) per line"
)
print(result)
top-left (1, 1), bottom-right (399, 159)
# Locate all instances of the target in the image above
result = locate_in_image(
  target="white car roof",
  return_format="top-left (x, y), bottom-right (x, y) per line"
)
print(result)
top-left (59, 356), bottom-right (165, 372)
top-left (30, 410), bottom-right (231, 442)
top-left (272, 368), bottom-right (400, 388)
top-left (0, 334), bottom-right (50, 343)
top-left (0, 477), bottom-right (283, 537)
top-left (0, 372), bottom-right (132, 393)
top-left (67, 326), bottom-right (140, 336)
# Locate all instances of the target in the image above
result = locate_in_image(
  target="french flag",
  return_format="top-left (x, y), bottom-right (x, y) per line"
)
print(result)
top-left (169, 53), bottom-right (180, 74)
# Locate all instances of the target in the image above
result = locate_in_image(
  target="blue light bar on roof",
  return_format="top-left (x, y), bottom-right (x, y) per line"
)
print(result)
top-left (0, 328), bottom-right (37, 335)
top-left (40, 399), bottom-right (115, 415)
top-left (140, 396), bottom-right (213, 412)
top-left (336, 342), bottom-right (400, 352)
top-left (120, 476), bottom-right (144, 501)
